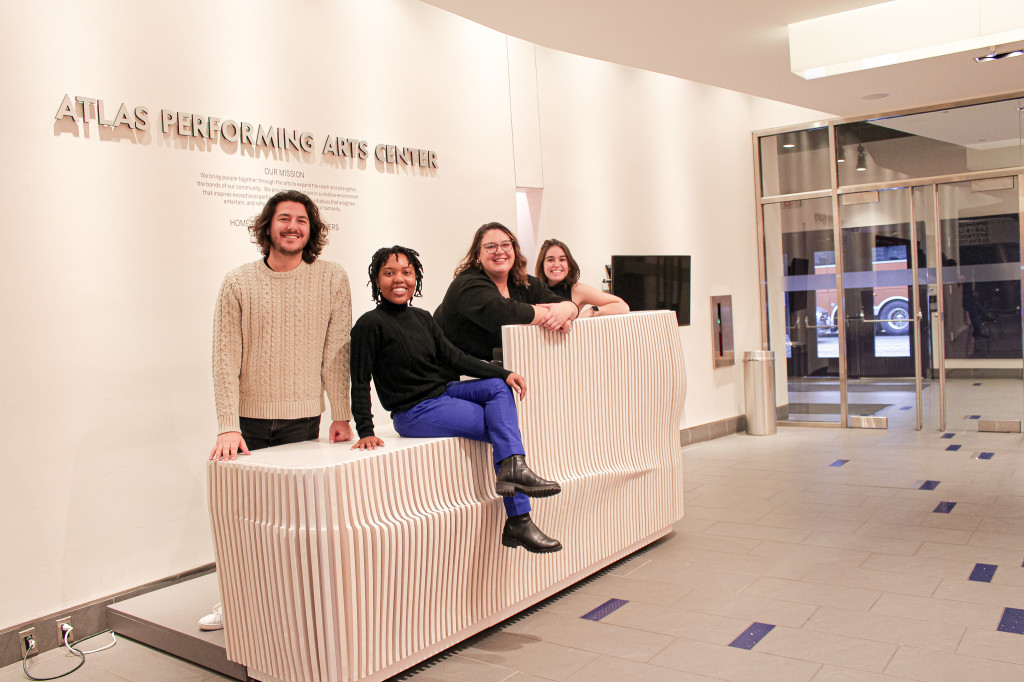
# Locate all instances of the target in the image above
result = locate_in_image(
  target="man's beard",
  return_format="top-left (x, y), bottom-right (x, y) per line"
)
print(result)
top-left (272, 235), bottom-right (307, 257)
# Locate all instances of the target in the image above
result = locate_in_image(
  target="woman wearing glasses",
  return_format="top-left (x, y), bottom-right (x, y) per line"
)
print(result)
top-left (435, 222), bottom-right (579, 366)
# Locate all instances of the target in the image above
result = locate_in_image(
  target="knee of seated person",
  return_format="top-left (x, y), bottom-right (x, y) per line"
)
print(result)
top-left (482, 377), bottom-right (511, 396)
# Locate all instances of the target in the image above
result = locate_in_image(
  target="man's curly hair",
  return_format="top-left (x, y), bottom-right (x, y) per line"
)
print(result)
top-left (368, 245), bottom-right (425, 304)
top-left (249, 190), bottom-right (329, 263)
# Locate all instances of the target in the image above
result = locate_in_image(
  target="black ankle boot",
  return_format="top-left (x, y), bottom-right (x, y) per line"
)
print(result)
top-left (495, 455), bottom-right (561, 498)
top-left (501, 513), bottom-right (562, 553)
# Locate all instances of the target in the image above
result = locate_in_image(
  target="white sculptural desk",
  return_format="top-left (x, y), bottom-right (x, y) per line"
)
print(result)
top-left (208, 310), bottom-right (686, 682)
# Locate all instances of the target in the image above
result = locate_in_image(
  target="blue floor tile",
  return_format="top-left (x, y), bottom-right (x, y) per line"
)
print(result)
top-left (969, 563), bottom-right (997, 582)
top-left (919, 480), bottom-right (941, 490)
top-left (997, 607), bottom-right (1024, 634)
top-left (581, 598), bottom-right (629, 621)
top-left (978, 452), bottom-right (994, 460)
top-left (829, 459), bottom-right (849, 467)
top-left (933, 501), bottom-right (957, 514)
top-left (968, 415), bottom-right (981, 419)
top-left (941, 433), bottom-right (955, 439)
top-left (900, 406), bottom-right (912, 410)
top-left (973, 382), bottom-right (983, 386)
top-left (729, 622), bottom-right (775, 649)
top-left (946, 444), bottom-right (961, 451)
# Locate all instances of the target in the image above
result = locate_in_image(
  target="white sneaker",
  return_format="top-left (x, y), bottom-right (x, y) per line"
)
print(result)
top-left (198, 603), bottom-right (224, 631)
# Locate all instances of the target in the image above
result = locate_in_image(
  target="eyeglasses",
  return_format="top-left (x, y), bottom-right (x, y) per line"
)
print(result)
top-left (481, 240), bottom-right (514, 254)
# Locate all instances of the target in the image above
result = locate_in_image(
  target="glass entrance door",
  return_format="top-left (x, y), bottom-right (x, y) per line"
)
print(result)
top-left (756, 99), bottom-right (1024, 432)
top-left (838, 188), bottom-right (933, 429)
top-left (765, 197), bottom-right (842, 424)
top-left (936, 178), bottom-right (1023, 432)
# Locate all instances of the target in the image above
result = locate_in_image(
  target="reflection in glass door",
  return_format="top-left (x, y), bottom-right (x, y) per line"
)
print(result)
top-left (838, 188), bottom-right (932, 429)
top-left (764, 197), bottom-right (842, 424)
top-left (937, 178), bottom-right (1023, 432)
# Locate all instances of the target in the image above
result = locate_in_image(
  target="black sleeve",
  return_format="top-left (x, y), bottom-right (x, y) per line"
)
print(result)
top-left (430, 317), bottom-right (512, 381)
top-left (349, 316), bottom-right (379, 439)
top-left (455, 275), bottom-right (536, 331)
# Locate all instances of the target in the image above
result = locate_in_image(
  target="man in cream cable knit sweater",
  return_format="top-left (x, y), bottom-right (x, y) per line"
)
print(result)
top-left (209, 189), bottom-right (353, 460)
top-left (201, 190), bottom-right (353, 629)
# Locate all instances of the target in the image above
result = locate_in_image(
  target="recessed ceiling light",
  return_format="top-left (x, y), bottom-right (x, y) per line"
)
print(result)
top-left (975, 48), bottom-right (1024, 62)
top-left (782, 143), bottom-right (796, 148)
top-left (863, 93), bottom-right (889, 100)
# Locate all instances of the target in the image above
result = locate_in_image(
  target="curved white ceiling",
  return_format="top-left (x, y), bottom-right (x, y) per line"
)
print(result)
top-left (419, 0), bottom-right (1024, 118)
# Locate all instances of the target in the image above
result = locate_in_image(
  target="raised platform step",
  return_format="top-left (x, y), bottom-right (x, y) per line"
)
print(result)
top-left (107, 572), bottom-right (246, 681)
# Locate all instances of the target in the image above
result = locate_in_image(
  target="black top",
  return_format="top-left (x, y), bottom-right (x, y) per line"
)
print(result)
top-left (350, 300), bottom-right (511, 438)
top-left (547, 280), bottom-right (573, 301)
top-left (433, 268), bottom-right (566, 362)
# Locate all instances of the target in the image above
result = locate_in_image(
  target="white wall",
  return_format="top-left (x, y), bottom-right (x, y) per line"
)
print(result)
top-left (0, 0), bottom-right (520, 629)
top-left (0, 0), bottom-right (821, 628)
top-left (524, 49), bottom-right (825, 427)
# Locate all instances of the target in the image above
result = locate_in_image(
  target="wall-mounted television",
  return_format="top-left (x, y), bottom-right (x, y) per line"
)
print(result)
top-left (610, 255), bottom-right (691, 325)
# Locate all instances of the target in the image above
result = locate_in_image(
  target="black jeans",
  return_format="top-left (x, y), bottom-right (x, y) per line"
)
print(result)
top-left (239, 415), bottom-right (321, 451)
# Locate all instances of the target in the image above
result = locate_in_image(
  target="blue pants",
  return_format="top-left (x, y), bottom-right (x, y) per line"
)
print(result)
top-left (392, 378), bottom-right (531, 517)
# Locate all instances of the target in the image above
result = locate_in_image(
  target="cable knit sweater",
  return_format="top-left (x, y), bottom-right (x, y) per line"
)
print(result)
top-left (212, 259), bottom-right (352, 434)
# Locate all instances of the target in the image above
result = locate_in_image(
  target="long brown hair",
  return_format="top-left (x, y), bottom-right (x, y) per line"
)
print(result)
top-left (535, 238), bottom-right (581, 290)
top-left (453, 222), bottom-right (529, 287)
top-left (249, 190), bottom-right (329, 264)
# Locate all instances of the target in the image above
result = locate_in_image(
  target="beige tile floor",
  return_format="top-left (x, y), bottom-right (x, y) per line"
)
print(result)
top-left (5, 424), bottom-right (1024, 681)
top-left (394, 425), bottom-right (1024, 681)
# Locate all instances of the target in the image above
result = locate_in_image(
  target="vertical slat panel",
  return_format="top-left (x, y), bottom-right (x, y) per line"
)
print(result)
top-left (210, 311), bottom-right (685, 682)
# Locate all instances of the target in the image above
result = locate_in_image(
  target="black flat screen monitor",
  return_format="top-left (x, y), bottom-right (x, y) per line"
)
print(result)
top-left (611, 255), bottom-right (691, 325)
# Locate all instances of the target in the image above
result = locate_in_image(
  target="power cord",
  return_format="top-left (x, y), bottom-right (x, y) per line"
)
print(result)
top-left (67, 627), bottom-right (117, 655)
top-left (21, 624), bottom-right (117, 681)
top-left (21, 634), bottom-right (83, 681)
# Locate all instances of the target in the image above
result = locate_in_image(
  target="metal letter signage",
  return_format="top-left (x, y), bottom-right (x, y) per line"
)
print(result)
top-left (54, 93), bottom-right (439, 170)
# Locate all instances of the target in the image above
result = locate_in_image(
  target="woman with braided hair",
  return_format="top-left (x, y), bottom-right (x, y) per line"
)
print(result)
top-left (349, 245), bottom-right (562, 553)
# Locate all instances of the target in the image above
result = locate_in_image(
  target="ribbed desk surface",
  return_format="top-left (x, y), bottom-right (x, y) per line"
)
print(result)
top-left (209, 311), bottom-right (686, 682)
top-left (218, 436), bottom-right (454, 468)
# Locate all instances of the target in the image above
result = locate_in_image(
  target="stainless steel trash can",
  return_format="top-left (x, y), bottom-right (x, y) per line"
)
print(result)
top-left (743, 350), bottom-right (777, 435)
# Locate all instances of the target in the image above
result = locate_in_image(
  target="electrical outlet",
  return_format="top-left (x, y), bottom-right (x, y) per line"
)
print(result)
top-left (19, 627), bottom-right (37, 659)
top-left (57, 616), bottom-right (73, 644)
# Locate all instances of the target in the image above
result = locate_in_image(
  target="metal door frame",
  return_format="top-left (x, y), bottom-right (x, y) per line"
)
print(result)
top-left (929, 176), bottom-right (1024, 432)
top-left (753, 100), bottom-right (1024, 431)
top-left (837, 185), bottom-right (923, 430)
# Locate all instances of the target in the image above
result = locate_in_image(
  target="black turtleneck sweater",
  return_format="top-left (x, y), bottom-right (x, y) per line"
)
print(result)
top-left (350, 300), bottom-right (512, 438)
top-left (547, 280), bottom-right (573, 301)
